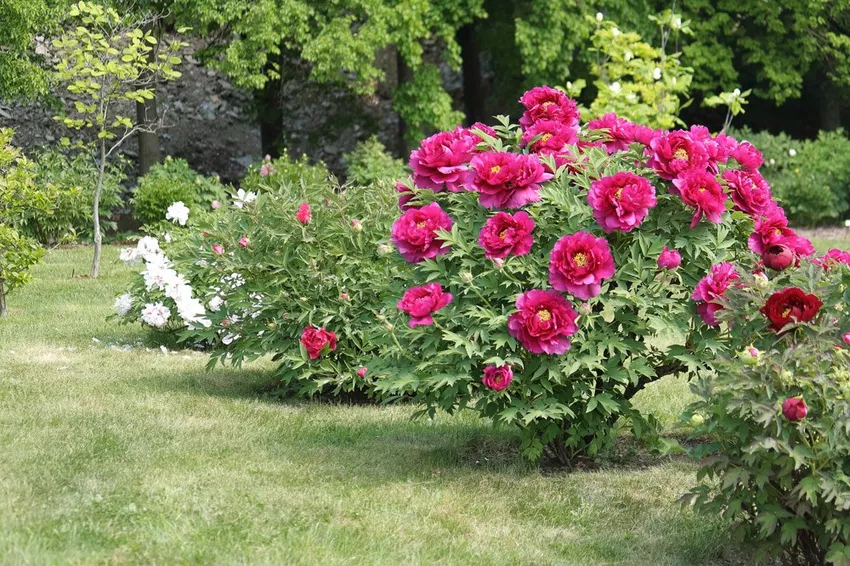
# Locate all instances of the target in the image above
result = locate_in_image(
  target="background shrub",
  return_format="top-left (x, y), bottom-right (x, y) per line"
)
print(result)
top-left (343, 136), bottom-right (407, 187)
top-left (131, 157), bottom-right (228, 227)
top-left (241, 150), bottom-right (329, 194)
top-left (20, 149), bottom-right (125, 244)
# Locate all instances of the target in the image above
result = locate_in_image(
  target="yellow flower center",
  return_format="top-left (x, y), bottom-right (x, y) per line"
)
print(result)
top-left (542, 101), bottom-right (555, 108)
top-left (537, 309), bottom-right (552, 322)
top-left (499, 229), bottom-right (508, 239)
top-left (774, 229), bottom-right (782, 236)
top-left (490, 165), bottom-right (502, 174)
top-left (614, 188), bottom-right (623, 200)
top-left (673, 148), bottom-right (689, 161)
top-left (541, 132), bottom-right (553, 142)
top-left (416, 221), bottom-right (427, 228)
top-left (573, 252), bottom-right (588, 267)
top-left (698, 186), bottom-right (707, 193)
top-left (782, 307), bottom-right (792, 318)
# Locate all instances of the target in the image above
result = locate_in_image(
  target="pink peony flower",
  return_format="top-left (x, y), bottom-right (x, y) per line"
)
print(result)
top-left (731, 141), bottom-right (764, 171)
top-left (672, 169), bottom-right (727, 228)
top-left (692, 262), bottom-right (740, 326)
top-left (521, 119), bottom-right (579, 155)
top-left (843, 332), bottom-right (850, 345)
top-left (549, 232), bottom-right (615, 300)
top-left (748, 216), bottom-right (815, 258)
top-left (647, 130), bottom-right (709, 180)
top-left (657, 246), bottom-right (681, 269)
top-left (211, 200), bottom-right (221, 210)
top-left (723, 169), bottom-right (773, 217)
top-left (478, 211), bottom-right (535, 259)
top-left (813, 248), bottom-right (850, 270)
top-left (518, 86), bottom-right (580, 128)
top-left (395, 181), bottom-right (414, 210)
top-left (466, 122), bottom-right (497, 140)
top-left (260, 163), bottom-right (274, 177)
top-left (587, 113), bottom-right (636, 153)
top-left (391, 202), bottom-right (454, 263)
top-left (212, 243), bottom-right (224, 255)
top-left (357, 367), bottom-right (368, 378)
top-left (782, 397), bottom-right (808, 422)
top-left (508, 290), bottom-right (579, 355)
top-left (300, 325), bottom-right (337, 359)
top-left (587, 172), bottom-right (656, 233)
top-left (397, 282), bottom-right (453, 327)
top-left (469, 152), bottom-right (553, 209)
top-left (409, 127), bottom-right (476, 192)
top-left (295, 202), bottom-right (311, 224)
top-left (237, 235), bottom-right (249, 248)
top-left (482, 365), bottom-right (513, 391)
top-left (631, 124), bottom-right (660, 146)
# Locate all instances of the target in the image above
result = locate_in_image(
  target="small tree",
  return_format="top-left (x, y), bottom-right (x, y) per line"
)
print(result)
top-left (0, 129), bottom-right (51, 317)
top-left (52, 1), bottom-right (185, 278)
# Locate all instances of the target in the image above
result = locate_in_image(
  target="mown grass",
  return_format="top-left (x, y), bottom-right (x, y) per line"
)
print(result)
top-left (13, 243), bottom-right (850, 564)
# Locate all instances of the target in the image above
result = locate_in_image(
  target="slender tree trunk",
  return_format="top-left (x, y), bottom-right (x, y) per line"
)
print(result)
top-left (457, 23), bottom-right (484, 125)
top-left (0, 279), bottom-right (7, 317)
top-left (396, 49), bottom-right (414, 157)
top-left (91, 141), bottom-right (106, 279)
top-left (257, 46), bottom-right (285, 157)
top-left (819, 79), bottom-right (842, 132)
top-left (136, 22), bottom-right (162, 175)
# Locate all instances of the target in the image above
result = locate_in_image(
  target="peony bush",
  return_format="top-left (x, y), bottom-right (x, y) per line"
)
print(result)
top-left (682, 259), bottom-right (850, 565)
top-left (376, 85), bottom-right (816, 463)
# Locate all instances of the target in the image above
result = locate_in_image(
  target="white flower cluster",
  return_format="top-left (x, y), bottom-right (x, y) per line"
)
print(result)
top-left (116, 236), bottom-right (212, 330)
top-left (165, 201), bottom-right (190, 226)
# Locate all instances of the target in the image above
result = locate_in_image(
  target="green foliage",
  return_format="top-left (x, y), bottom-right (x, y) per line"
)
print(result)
top-left (393, 65), bottom-right (465, 144)
top-left (19, 149), bottom-right (126, 244)
top-left (343, 136), bottom-right (407, 187)
top-left (683, 265), bottom-right (850, 565)
top-left (703, 88), bottom-right (751, 132)
top-left (0, 0), bottom-right (67, 99)
top-left (733, 127), bottom-right (850, 226)
top-left (241, 150), bottom-right (329, 195)
top-left (131, 157), bottom-right (227, 227)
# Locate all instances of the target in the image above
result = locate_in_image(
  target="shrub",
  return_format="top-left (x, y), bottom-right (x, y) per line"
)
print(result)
top-left (374, 88), bottom-right (815, 464)
top-left (343, 136), bottom-right (407, 187)
top-left (731, 127), bottom-right (850, 226)
top-left (682, 260), bottom-right (850, 565)
top-left (20, 148), bottom-right (125, 244)
top-left (116, 174), bottom-right (405, 397)
top-left (131, 157), bottom-right (228, 227)
top-left (241, 150), bottom-right (329, 195)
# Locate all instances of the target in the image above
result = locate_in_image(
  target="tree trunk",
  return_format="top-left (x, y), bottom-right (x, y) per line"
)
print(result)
top-left (256, 48), bottom-right (285, 157)
top-left (396, 50), bottom-right (414, 157)
top-left (0, 279), bottom-right (7, 317)
top-left (91, 142), bottom-right (106, 279)
top-left (136, 22), bottom-right (162, 175)
top-left (457, 23), bottom-right (484, 125)
top-left (819, 80), bottom-right (842, 132)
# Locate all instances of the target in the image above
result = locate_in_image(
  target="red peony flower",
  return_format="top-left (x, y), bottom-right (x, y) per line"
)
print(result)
top-left (518, 86), bottom-right (580, 128)
top-left (647, 130), bottom-right (709, 180)
top-left (782, 397), bottom-right (808, 422)
top-left (468, 152), bottom-right (553, 209)
top-left (588, 172), bottom-right (657, 233)
top-left (723, 169), bottom-right (773, 217)
top-left (507, 290), bottom-right (579, 355)
top-left (762, 244), bottom-right (796, 271)
top-left (549, 232), bottom-right (615, 300)
top-left (482, 365), bottom-right (514, 391)
top-left (295, 202), bottom-right (311, 224)
top-left (748, 216), bottom-right (815, 258)
top-left (301, 325), bottom-right (338, 359)
top-left (521, 119), bottom-right (579, 154)
top-left (409, 127), bottom-right (476, 192)
top-left (760, 287), bottom-right (823, 332)
top-left (672, 169), bottom-right (728, 228)
top-left (391, 202), bottom-right (454, 263)
top-left (813, 248), bottom-right (850, 270)
top-left (478, 211), bottom-right (535, 259)
top-left (692, 262), bottom-right (739, 326)
top-left (587, 113), bottom-right (636, 153)
top-left (657, 246), bottom-right (681, 269)
top-left (397, 282), bottom-right (453, 327)
top-left (731, 141), bottom-right (764, 171)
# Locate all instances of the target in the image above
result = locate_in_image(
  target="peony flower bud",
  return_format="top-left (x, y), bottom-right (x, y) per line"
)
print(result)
top-left (357, 367), bottom-right (368, 378)
top-left (738, 347), bottom-right (760, 366)
top-left (492, 258), bottom-right (505, 269)
top-left (843, 332), bottom-right (850, 345)
top-left (752, 271), bottom-right (770, 290)
top-left (762, 244), bottom-right (795, 271)
top-left (211, 201), bottom-right (221, 210)
top-left (657, 246), bottom-right (681, 270)
top-left (212, 243), bottom-right (224, 255)
top-left (577, 302), bottom-right (592, 316)
top-left (238, 236), bottom-right (249, 248)
top-left (782, 397), bottom-right (807, 421)
top-left (351, 219), bottom-right (362, 232)
top-left (460, 271), bottom-right (474, 284)
top-left (339, 293), bottom-right (350, 301)
top-left (689, 414), bottom-right (705, 427)
top-left (377, 244), bottom-right (393, 256)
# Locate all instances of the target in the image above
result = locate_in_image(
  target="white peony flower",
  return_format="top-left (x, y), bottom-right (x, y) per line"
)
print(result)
top-left (609, 82), bottom-right (621, 94)
top-left (136, 236), bottom-right (160, 257)
top-left (141, 303), bottom-right (171, 328)
top-left (119, 248), bottom-right (140, 264)
top-left (612, 28), bottom-right (620, 37)
top-left (653, 67), bottom-right (662, 80)
top-left (164, 280), bottom-right (192, 303)
top-left (233, 189), bottom-right (257, 209)
top-left (208, 296), bottom-right (225, 312)
top-left (176, 297), bottom-right (210, 327)
top-left (671, 15), bottom-right (682, 29)
top-left (142, 264), bottom-right (179, 292)
top-left (165, 201), bottom-right (190, 226)
top-left (113, 293), bottom-right (133, 316)
top-left (222, 333), bottom-right (240, 345)
top-left (164, 232), bottom-right (172, 243)
top-left (596, 12), bottom-right (603, 22)
top-left (788, 148), bottom-right (797, 157)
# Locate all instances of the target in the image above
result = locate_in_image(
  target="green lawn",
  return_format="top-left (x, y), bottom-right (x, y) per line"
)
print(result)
top-left (3, 245), bottom-right (820, 565)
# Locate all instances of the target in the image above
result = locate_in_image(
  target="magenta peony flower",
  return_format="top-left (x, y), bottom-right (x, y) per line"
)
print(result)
top-left (814, 248), bottom-right (850, 270)
top-left (482, 365), bottom-right (513, 391)
top-left (588, 113), bottom-right (636, 153)
top-left (478, 211), bottom-right (535, 259)
top-left (631, 124), bottom-right (660, 146)
top-left (301, 325), bottom-right (337, 359)
top-left (397, 282), bottom-right (453, 327)
top-left (748, 216), bottom-right (815, 258)
top-left (762, 244), bottom-right (796, 271)
top-left (782, 397), bottom-right (808, 422)
top-left (672, 169), bottom-right (728, 228)
top-left (469, 152), bottom-right (553, 209)
top-left (395, 181), bottom-right (414, 210)
top-left (723, 169), bottom-right (773, 217)
top-left (731, 141), bottom-right (764, 171)
top-left (508, 290), bottom-right (579, 354)
top-left (692, 262), bottom-right (740, 326)
top-left (237, 235), bottom-right (249, 248)
top-left (521, 119), bottom-right (579, 154)
top-left (409, 127), bottom-right (476, 192)
top-left (647, 130), bottom-right (709, 180)
top-left (588, 172), bottom-right (656, 233)
top-left (549, 232), bottom-right (615, 300)
top-left (295, 202), bottom-right (311, 225)
top-left (466, 122), bottom-right (497, 140)
top-left (357, 367), bottom-right (368, 378)
top-left (212, 243), bottom-right (224, 255)
top-left (518, 86), bottom-right (580, 128)
top-left (843, 332), bottom-right (850, 345)
top-left (391, 202), bottom-right (454, 263)
top-left (657, 246), bottom-right (681, 270)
